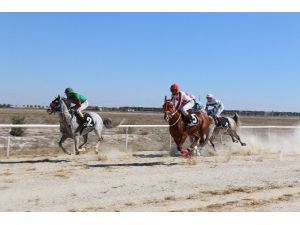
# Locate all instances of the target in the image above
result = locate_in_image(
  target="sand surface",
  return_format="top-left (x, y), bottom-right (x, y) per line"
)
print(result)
top-left (0, 150), bottom-right (300, 212)
top-left (1, 109), bottom-right (300, 212)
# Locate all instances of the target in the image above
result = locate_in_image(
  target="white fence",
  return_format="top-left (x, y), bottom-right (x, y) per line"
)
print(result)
top-left (1, 124), bottom-right (299, 157)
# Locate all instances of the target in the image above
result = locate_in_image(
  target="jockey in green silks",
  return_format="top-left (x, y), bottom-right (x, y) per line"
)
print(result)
top-left (64, 88), bottom-right (88, 122)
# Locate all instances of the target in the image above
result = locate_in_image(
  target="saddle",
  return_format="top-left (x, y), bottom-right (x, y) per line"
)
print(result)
top-left (73, 112), bottom-right (95, 134)
top-left (182, 111), bottom-right (200, 126)
top-left (191, 100), bottom-right (204, 113)
top-left (82, 113), bottom-right (95, 127)
top-left (215, 116), bottom-right (230, 129)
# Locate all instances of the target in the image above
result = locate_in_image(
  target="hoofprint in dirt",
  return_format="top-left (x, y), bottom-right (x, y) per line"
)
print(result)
top-left (0, 150), bottom-right (300, 212)
top-left (1, 109), bottom-right (300, 211)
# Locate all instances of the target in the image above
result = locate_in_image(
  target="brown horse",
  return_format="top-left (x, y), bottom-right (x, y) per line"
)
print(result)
top-left (163, 99), bottom-right (212, 157)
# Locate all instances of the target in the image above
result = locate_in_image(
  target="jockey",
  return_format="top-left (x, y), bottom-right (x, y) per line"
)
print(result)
top-left (65, 88), bottom-right (89, 123)
top-left (170, 84), bottom-right (196, 127)
top-left (205, 94), bottom-right (224, 126)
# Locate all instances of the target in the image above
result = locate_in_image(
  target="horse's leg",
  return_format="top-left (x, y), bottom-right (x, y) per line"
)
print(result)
top-left (94, 128), bottom-right (103, 154)
top-left (192, 133), bottom-right (206, 156)
top-left (189, 135), bottom-right (200, 154)
top-left (59, 135), bottom-right (71, 155)
top-left (234, 131), bottom-right (247, 146)
top-left (189, 134), bottom-right (199, 148)
top-left (210, 139), bottom-right (217, 152)
top-left (189, 136), bottom-right (194, 144)
top-left (202, 123), bottom-right (216, 148)
top-left (202, 127), bottom-right (218, 153)
top-left (231, 136), bottom-right (238, 143)
top-left (175, 134), bottom-right (189, 156)
top-left (74, 135), bottom-right (80, 155)
top-left (228, 129), bottom-right (239, 143)
top-left (213, 127), bottom-right (221, 142)
top-left (79, 134), bottom-right (89, 151)
top-left (231, 135), bottom-right (238, 143)
top-left (228, 130), bottom-right (246, 146)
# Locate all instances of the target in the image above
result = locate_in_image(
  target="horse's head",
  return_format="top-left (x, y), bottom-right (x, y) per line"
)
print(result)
top-left (48, 95), bottom-right (62, 114)
top-left (163, 100), bottom-right (175, 113)
top-left (162, 98), bottom-right (175, 121)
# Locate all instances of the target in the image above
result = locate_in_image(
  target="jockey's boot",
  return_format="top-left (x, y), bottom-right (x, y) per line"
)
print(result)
top-left (215, 116), bottom-right (222, 127)
top-left (186, 114), bottom-right (195, 127)
top-left (76, 111), bottom-right (85, 126)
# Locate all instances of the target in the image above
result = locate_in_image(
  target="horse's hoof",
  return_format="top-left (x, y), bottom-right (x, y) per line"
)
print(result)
top-left (183, 153), bottom-right (192, 159)
top-left (63, 151), bottom-right (72, 155)
top-left (180, 149), bottom-right (189, 157)
top-left (196, 150), bottom-right (202, 156)
top-left (242, 143), bottom-right (247, 147)
top-left (79, 148), bottom-right (86, 152)
top-left (75, 151), bottom-right (80, 155)
top-left (187, 148), bottom-right (195, 155)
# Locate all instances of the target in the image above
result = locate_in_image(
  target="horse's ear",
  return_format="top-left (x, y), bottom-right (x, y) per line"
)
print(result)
top-left (58, 95), bottom-right (61, 99)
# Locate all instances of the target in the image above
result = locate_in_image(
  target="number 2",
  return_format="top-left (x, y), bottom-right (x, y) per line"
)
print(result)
top-left (86, 117), bottom-right (93, 126)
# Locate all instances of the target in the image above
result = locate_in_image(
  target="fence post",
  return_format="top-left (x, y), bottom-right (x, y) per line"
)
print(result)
top-left (7, 128), bottom-right (11, 158)
top-left (169, 135), bottom-right (172, 150)
top-left (125, 127), bottom-right (129, 152)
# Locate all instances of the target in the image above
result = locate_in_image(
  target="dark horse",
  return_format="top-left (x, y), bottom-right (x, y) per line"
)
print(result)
top-left (163, 98), bottom-right (213, 157)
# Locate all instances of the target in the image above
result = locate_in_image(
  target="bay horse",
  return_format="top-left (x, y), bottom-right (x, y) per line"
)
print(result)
top-left (163, 98), bottom-right (213, 157)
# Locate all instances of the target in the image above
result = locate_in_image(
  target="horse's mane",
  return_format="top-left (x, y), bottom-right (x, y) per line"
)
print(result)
top-left (61, 97), bottom-right (71, 109)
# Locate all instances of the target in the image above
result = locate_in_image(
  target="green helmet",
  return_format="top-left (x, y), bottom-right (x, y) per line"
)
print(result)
top-left (65, 88), bottom-right (74, 94)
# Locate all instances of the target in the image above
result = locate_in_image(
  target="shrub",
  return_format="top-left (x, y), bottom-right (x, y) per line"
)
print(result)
top-left (10, 117), bottom-right (26, 137)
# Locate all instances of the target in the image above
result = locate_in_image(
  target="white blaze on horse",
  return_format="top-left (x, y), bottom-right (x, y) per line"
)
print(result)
top-left (48, 96), bottom-right (114, 155)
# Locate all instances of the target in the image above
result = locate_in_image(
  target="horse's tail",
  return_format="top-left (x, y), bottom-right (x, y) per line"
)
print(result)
top-left (103, 118), bottom-right (114, 129)
top-left (232, 113), bottom-right (240, 127)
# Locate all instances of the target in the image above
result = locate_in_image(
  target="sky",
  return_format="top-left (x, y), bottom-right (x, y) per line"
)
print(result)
top-left (0, 13), bottom-right (299, 111)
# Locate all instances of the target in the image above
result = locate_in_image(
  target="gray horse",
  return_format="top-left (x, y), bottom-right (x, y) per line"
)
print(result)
top-left (208, 113), bottom-right (247, 152)
top-left (48, 96), bottom-right (113, 155)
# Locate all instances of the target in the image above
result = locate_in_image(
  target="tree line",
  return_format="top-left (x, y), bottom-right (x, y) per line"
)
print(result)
top-left (0, 104), bottom-right (12, 108)
top-left (0, 104), bottom-right (46, 109)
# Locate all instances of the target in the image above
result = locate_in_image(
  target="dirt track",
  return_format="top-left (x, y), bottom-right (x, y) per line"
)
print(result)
top-left (1, 150), bottom-right (300, 212)
top-left (1, 109), bottom-right (300, 212)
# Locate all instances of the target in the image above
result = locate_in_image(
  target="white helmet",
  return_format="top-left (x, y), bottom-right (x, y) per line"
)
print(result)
top-left (206, 94), bottom-right (214, 99)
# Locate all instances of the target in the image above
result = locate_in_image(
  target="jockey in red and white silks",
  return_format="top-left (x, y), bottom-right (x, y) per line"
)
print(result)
top-left (170, 84), bottom-right (196, 126)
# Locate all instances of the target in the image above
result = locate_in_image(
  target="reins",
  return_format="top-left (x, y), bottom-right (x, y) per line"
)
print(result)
top-left (168, 111), bottom-right (182, 127)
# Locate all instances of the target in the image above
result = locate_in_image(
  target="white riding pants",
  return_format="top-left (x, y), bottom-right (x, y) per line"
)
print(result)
top-left (76, 100), bottom-right (89, 113)
top-left (180, 101), bottom-right (195, 116)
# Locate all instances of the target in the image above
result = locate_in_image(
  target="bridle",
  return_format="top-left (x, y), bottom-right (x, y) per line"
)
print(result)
top-left (163, 102), bottom-right (182, 127)
top-left (49, 98), bottom-right (74, 127)
top-left (168, 111), bottom-right (181, 127)
top-left (49, 98), bottom-right (62, 115)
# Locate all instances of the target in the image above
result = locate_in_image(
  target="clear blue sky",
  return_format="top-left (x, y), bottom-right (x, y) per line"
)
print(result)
top-left (0, 13), bottom-right (299, 111)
